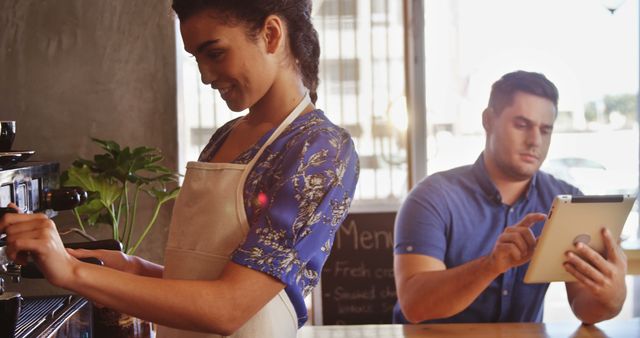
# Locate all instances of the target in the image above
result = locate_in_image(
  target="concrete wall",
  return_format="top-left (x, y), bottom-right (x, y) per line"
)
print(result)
top-left (0, 0), bottom-right (177, 264)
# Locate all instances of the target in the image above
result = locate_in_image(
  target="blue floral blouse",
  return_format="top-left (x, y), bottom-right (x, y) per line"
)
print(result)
top-left (198, 109), bottom-right (359, 327)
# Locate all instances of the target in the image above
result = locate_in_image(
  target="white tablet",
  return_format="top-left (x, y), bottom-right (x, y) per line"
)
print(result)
top-left (524, 194), bottom-right (635, 284)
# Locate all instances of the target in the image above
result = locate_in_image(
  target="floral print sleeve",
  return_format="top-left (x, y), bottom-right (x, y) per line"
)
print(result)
top-left (228, 111), bottom-right (359, 327)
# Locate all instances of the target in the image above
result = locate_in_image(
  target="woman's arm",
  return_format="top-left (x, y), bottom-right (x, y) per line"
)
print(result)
top-left (69, 260), bottom-right (284, 334)
top-left (68, 248), bottom-right (164, 278)
top-left (1, 213), bottom-right (284, 335)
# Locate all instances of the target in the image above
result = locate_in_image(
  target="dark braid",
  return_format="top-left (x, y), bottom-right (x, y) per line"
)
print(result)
top-left (285, 2), bottom-right (320, 104)
top-left (172, 0), bottom-right (321, 104)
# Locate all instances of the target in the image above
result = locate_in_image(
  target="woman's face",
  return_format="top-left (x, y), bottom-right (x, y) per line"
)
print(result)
top-left (180, 9), bottom-right (277, 112)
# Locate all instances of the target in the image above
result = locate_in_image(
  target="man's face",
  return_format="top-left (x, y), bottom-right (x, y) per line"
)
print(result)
top-left (484, 91), bottom-right (556, 181)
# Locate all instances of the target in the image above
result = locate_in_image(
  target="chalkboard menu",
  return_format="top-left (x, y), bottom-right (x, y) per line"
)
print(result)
top-left (320, 212), bottom-right (397, 325)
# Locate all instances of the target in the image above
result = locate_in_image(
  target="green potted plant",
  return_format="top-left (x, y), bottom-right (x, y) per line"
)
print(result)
top-left (61, 138), bottom-right (180, 255)
top-left (61, 138), bottom-right (179, 337)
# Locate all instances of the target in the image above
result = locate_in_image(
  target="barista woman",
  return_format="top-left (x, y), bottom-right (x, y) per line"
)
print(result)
top-left (0, 1), bottom-right (359, 336)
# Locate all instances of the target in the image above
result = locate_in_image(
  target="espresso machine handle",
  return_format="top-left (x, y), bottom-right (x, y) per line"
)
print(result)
top-left (64, 239), bottom-right (123, 251)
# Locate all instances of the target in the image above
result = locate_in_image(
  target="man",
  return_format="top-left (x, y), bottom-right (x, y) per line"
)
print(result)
top-left (393, 70), bottom-right (627, 324)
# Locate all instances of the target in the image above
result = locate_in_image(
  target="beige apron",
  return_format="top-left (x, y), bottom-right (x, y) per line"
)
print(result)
top-left (158, 94), bottom-right (311, 338)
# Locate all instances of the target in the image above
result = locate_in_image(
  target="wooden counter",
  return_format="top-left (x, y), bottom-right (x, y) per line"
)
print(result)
top-left (299, 318), bottom-right (640, 338)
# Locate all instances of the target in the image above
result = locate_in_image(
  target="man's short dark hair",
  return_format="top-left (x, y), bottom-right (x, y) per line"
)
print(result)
top-left (488, 70), bottom-right (559, 115)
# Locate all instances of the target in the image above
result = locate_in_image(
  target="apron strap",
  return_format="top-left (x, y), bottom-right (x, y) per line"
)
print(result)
top-left (246, 92), bottom-right (311, 170)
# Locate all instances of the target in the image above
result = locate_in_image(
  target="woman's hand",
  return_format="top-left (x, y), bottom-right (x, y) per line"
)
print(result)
top-left (0, 209), bottom-right (78, 288)
top-left (67, 248), bottom-right (137, 274)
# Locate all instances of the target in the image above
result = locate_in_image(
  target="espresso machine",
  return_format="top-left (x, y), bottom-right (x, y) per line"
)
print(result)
top-left (0, 161), bottom-right (120, 338)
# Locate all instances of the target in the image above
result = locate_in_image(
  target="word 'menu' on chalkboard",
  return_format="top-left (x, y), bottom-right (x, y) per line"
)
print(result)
top-left (319, 212), bottom-right (397, 325)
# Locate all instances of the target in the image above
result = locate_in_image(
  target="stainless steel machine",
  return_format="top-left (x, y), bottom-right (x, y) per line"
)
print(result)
top-left (0, 161), bottom-right (119, 338)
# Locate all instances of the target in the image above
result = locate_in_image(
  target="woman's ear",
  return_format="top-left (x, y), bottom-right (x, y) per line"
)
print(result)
top-left (262, 15), bottom-right (285, 54)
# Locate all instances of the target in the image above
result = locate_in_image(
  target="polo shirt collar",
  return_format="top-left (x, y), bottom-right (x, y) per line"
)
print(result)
top-left (472, 152), bottom-right (539, 204)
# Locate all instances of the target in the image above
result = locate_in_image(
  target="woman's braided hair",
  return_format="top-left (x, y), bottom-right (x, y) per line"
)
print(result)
top-left (172, 0), bottom-right (320, 104)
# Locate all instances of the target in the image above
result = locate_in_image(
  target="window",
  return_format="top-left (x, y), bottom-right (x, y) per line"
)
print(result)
top-left (318, 0), bottom-right (357, 17)
top-left (316, 0), bottom-right (357, 30)
top-left (316, 0), bottom-right (407, 210)
top-left (322, 59), bottom-right (359, 95)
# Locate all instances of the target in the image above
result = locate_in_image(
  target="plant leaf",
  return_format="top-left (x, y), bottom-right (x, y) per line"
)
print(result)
top-left (63, 165), bottom-right (121, 210)
top-left (146, 186), bottom-right (180, 204)
top-left (92, 138), bottom-right (121, 154)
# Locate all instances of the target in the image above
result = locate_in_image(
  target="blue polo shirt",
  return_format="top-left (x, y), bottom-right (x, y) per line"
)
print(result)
top-left (393, 153), bottom-right (581, 323)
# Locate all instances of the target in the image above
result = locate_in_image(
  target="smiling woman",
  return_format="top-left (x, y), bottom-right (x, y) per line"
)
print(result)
top-left (162, 2), bottom-right (359, 334)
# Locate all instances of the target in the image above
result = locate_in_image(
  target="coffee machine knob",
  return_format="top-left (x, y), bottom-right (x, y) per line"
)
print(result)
top-left (69, 186), bottom-right (88, 204)
top-left (42, 187), bottom-right (87, 211)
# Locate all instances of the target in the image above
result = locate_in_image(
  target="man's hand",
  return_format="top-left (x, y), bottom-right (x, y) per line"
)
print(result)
top-left (488, 213), bottom-right (546, 274)
top-left (564, 227), bottom-right (627, 321)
